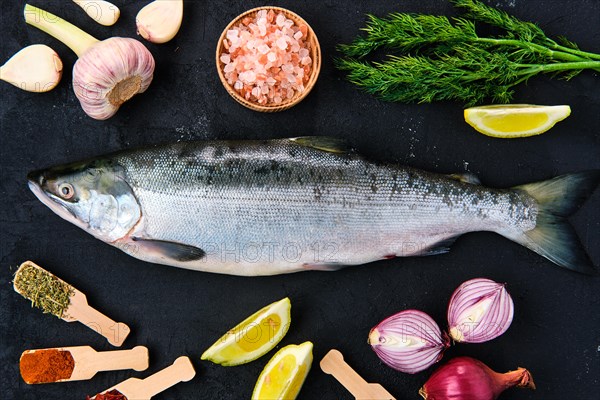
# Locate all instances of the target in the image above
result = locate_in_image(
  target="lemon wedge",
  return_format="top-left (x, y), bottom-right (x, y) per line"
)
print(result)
top-left (464, 104), bottom-right (571, 138)
top-left (201, 297), bottom-right (291, 366)
top-left (252, 341), bottom-right (313, 400)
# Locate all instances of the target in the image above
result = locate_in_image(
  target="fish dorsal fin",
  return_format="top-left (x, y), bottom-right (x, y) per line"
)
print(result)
top-left (448, 172), bottom-right (481, 185)
top-left (289, 136), bottom-right (352, 154)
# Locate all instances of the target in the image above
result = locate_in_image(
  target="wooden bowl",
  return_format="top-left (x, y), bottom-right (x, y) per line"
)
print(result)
top-left (216, 7), bottom-right (321, 112)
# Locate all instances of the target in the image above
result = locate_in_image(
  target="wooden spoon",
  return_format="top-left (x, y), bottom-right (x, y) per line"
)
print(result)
top-left (20, 346), bottom-right (148, 383)
top-left (14, 261), bottom-right (130, 346)
top-left (320, 349), bottom-right (396, 400)
top-left (94, 356), bottom-right (196, 400)
top-left (61, 287), bottom-right (130, 347)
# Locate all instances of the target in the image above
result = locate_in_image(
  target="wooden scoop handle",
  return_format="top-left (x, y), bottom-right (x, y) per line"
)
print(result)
top-left (321, 350), bottom-right (370, 396)
top-left (63, 290), bottom-right (130, 347)
top-left (76, 346), bottom-right (148, 375)
top-left (129, 356), bottom-right (196, 399)
top-left (108, 346), bottom-right (148, 371)
top-left (320, 349), bottom-right (396, 400)
top-left (141, 356), bottom-right (196, 396)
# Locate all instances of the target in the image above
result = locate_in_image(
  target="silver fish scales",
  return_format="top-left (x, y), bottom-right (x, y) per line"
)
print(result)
top-left (28, 137), bottom-right (599, 275)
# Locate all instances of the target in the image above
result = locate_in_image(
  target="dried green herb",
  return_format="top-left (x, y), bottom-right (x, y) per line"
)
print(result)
top-left (336, 0), bottom-right (600, 105)
top-left (13, 262), bottom-right (73, 318)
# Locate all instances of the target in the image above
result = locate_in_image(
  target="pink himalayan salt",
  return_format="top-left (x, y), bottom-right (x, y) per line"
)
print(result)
top-left (276, 37), bottom-right (288, 50)
top-left (276, 14), bottom-right (285, 27)
top-left (220, 9), bottom-right (312, 106)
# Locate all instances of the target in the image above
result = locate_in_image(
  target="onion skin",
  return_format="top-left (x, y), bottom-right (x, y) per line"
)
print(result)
top-left (73, 38), bottom-right (155, 120)
top-left (419, 357), bottom-right (535, 400)
top-left (369, 309), bottom-right (450, 374)
top-left (447, 278), bottom-right (514, 343)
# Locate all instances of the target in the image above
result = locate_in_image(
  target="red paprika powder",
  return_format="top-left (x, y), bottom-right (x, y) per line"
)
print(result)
top-left (20, 348), bottom-right (75, 384)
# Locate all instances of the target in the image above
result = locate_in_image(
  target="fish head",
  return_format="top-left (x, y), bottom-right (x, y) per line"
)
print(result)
top-left (28, 159), bottom-right (141, 243)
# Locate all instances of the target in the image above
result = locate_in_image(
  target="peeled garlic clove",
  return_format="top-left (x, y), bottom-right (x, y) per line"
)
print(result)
top-left (369, 309), bottom-right (450, 374)
top-left (0, 44), bottom-right (62, 92)
top-left (136, 0), bottom-right (184, 44)
top-left (73, 0), bottom-right (120, 26)
top-left (73, 37), bottom-right (155, 120)
top-left (447, 278), bottom-right (514, 343)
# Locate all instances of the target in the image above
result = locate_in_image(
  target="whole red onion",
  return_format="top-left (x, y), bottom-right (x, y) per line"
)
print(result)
top-left (419, 356), bottom-right (535, 400)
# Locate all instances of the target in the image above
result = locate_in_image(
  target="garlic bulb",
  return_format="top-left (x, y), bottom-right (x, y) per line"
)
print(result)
top-left (24, 4), bottom-right (155, 120)
top-left (136, 0), bottom-right (184, 44)
top-left (73, 0), bottom-right (120, 26)
top-left (1, 45), bottom-right (62, 92)
top-left (447, 278), bottom-right (514, 343)
top-left (73, 38), bottom-right (155, 120)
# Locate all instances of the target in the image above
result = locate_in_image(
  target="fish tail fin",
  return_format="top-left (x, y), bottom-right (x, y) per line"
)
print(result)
top-left (507, 170), bottom-right (600, 274)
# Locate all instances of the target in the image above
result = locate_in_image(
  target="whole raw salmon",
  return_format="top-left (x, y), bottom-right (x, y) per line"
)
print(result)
top-left (28, 137), bottom-right (599, 275)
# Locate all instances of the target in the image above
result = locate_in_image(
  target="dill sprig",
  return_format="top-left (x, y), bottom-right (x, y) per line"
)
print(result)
top-left (338, 14), bottom-right (478, 58)
top-left (453, 0), bottom-right (547, 43)
top-left (337, 0), bottom-right (600, 105)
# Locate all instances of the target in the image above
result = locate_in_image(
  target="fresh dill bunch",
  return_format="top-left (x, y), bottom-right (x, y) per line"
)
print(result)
top-left (452, 0), bottom-right (547, 44)
top-left (337, 47), bottom-right (519, 106)
top-left (337, 14), bottom-right (478, 58)
top-left (337, 0), bottom-right (600, 105)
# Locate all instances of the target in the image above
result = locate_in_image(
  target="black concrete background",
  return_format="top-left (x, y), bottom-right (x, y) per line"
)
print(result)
top-left (1, 1), bottom-right (599, 399)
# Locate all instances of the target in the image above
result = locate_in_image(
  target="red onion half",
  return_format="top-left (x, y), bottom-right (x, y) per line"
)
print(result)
top-left (368, 310), bottom-right (450, 374)
top-left (419, 356), bottom-right (535, 400)
top-left (447, 278), bottom-right (514, 343)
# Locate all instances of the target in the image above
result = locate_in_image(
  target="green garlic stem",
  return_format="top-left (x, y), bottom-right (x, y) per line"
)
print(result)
top-left (24, 4), bottom-right (99, 57)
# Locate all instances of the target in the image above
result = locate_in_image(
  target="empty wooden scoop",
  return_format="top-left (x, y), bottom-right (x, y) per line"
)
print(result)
top-left (93, 356), bottom-right (196, 400)
top-left (20, 345), bottom-right (148, 384)
top-left (320, 349), bottom-right (396, 400)
top-left (13, 261), bottom-right (130, 346)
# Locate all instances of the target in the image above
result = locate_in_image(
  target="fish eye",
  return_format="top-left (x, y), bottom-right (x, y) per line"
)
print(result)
top-left (58, 183), bottom-right (75, 199)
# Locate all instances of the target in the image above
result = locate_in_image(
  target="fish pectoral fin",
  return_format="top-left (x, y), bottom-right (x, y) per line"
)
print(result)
top-left (131, 237), bottom-right (206, 262)
top-left (289, 136), bottom-right (353, 154)
top-left (418, 236), bottom-right (460, 256)
top-left (448, 173), bottom-right (481, 185)
top-left (302, 262), bottom-right (345, 271)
